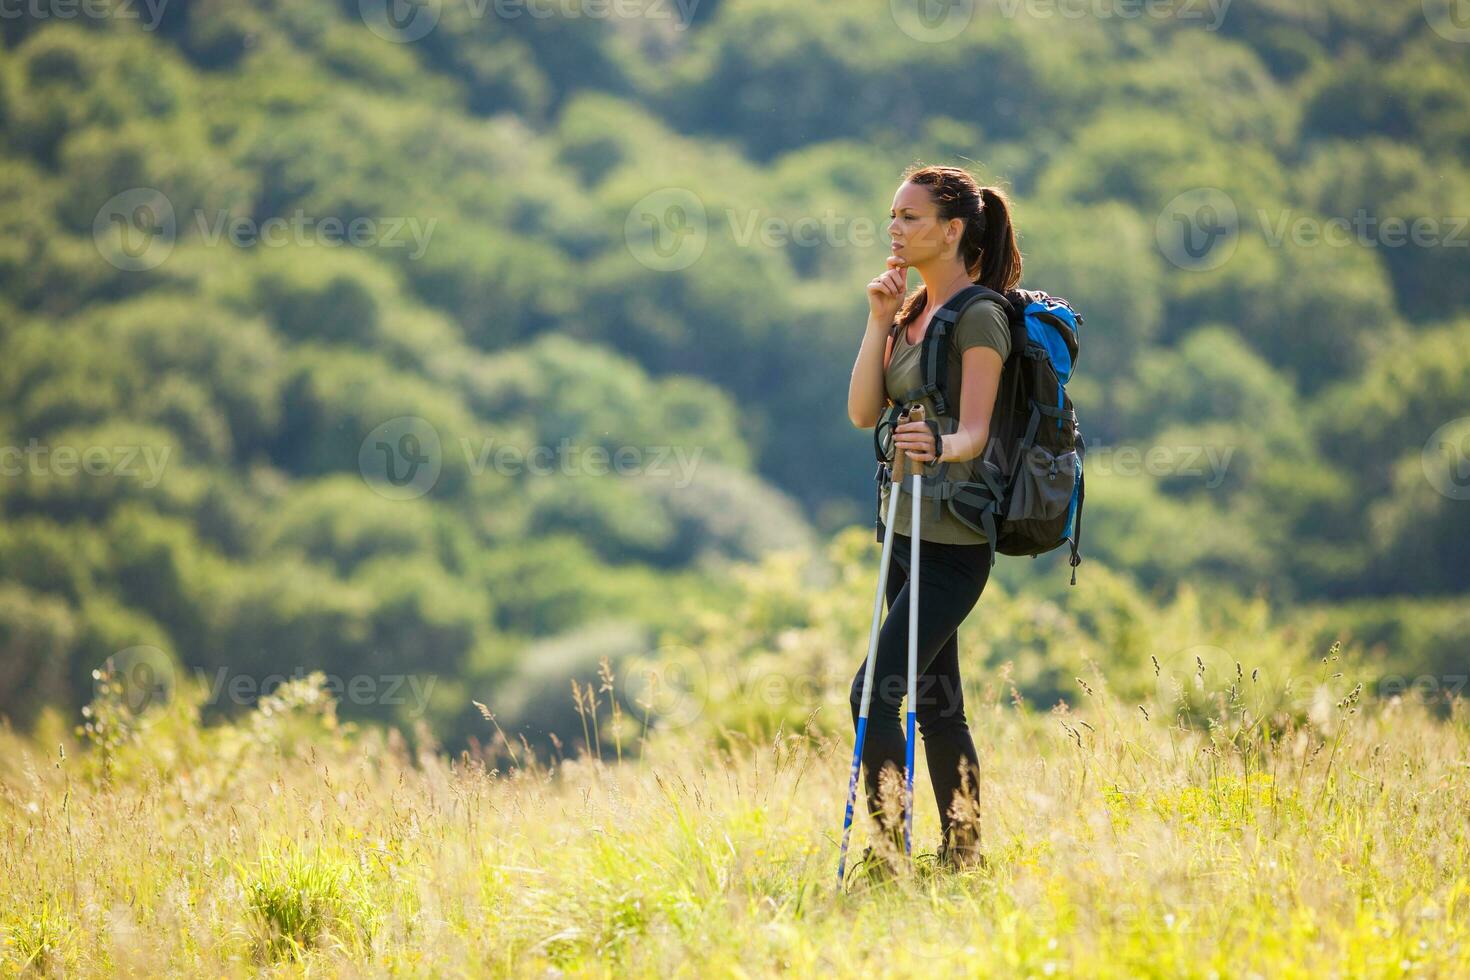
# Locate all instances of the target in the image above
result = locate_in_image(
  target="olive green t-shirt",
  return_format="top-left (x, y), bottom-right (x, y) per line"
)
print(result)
top-left (877, 298), bottom-right (1011, 545)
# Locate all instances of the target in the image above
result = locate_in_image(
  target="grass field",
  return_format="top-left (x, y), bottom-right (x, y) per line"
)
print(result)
top-left (3, 654), bottom-right (1469, 978)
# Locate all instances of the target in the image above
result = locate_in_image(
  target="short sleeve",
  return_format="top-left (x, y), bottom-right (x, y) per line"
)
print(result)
top-left (954, 299), bottom-right (1010, 362)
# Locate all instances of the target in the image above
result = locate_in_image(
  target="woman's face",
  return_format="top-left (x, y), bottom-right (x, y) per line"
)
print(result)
top-left (887, 181), bottom-right (960, 265)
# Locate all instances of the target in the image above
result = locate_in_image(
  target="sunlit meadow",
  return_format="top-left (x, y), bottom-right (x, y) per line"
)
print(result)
top-left (4, 584), bottom-right (1468, 978)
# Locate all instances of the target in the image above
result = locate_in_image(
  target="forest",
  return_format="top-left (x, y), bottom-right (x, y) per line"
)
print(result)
top-left (1, 0), bottom-right (1467, 749)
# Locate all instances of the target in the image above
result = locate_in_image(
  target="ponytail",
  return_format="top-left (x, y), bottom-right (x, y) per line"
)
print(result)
top-left (974, 186), bottom-right (1022, 293)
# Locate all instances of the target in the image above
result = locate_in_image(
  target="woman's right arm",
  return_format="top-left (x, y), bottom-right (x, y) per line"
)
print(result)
top-left (848, 258), bottom-right (907, 428)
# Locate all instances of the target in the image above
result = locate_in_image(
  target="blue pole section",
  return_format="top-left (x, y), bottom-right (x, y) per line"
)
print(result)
top-left (905, 464), bottom-right (921, 857)
top-left (836, 459), bottom-right (904, 886)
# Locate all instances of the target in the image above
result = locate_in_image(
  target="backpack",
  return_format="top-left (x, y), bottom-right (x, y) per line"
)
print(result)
top-left (872, 284), bottom-right (1087, 584)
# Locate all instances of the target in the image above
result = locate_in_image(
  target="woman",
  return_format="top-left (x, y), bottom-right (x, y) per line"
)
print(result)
top-left (844, 164), bottom-right (1021, 873)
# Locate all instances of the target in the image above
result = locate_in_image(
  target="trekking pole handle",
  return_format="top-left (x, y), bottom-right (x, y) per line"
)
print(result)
top-left (890, 405), bottom-right (912, 485)
top-left (901, 403), bottom-right (926, 477)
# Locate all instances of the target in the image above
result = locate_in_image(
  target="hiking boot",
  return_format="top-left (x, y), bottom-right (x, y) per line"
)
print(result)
top-left (848, 845), bottom-right (898, 885)
top-left (852, 843), bottom-right (909, 885)
top-left (846, 826), bottom-right (907, 888)
top-left (936, 828), bottom-right (988, 873)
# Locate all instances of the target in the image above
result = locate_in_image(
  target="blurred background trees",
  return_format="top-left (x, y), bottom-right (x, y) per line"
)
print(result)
top-left (0, 0), bottom-right (1466, 748)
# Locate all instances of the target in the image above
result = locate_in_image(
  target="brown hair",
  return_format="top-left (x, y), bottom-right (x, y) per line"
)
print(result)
top-left (893, 164), bottom-right (1022, 333)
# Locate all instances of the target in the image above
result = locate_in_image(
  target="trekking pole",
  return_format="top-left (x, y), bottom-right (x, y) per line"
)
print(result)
top-left (837, 405), bottom-right (912, 887)
top-left (903, 404), bottom-right (926, 858)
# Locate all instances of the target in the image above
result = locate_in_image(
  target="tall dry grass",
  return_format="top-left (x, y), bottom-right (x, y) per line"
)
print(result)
top-left (3, 641), bottom-right (1468, 977)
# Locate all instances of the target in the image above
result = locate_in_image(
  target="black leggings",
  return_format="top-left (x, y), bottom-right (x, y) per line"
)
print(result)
top-left (848, 530), bottom-right (993, 842)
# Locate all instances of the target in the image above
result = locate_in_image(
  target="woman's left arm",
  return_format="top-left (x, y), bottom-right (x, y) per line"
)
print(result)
top-left (941, 346), bottom-right (1004, 462)
top-left (890, 345), bottom-right (1004, 464)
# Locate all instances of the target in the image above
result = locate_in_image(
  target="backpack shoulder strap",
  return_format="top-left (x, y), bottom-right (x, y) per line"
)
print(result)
top-left (912, 285), bottom-right (1015, 417)
top-left (937, 285), bottom-right (1012, 324)
top-left (881, 285), bottom-right (1017, 413)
